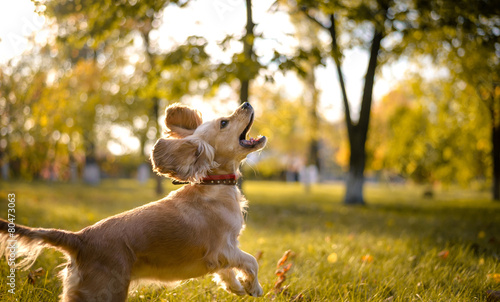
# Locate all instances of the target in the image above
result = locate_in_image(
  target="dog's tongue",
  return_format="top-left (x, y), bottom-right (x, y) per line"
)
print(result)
top-left (241, 136), bottom-right (263, 147)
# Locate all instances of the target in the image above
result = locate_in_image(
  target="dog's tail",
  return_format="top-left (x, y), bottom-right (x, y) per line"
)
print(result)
top-left (0, 218), bottom-right (82, 270)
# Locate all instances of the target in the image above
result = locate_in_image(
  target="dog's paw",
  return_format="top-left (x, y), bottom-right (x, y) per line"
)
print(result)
top-left (242, 280), bottom-right (263, 297)
top-left (225, 282), bottom-right (246, 296)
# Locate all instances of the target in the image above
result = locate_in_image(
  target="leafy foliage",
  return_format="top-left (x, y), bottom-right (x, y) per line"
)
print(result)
top-left (367, 76), bottom-right (491, 185)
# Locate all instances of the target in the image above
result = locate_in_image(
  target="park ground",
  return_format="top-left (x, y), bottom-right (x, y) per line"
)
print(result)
top-left (0, 180), bottom-right (499, 301)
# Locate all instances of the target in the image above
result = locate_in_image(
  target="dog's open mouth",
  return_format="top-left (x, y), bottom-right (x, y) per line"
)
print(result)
top-left (239, 113), bottom-right (264, 148)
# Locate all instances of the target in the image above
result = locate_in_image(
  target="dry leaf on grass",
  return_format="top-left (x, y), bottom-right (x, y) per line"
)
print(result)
top-left (327, 252), bottom-right (338, 263)
top-left (271, 250), bottom-right (304, 301)
top-left (487, 274), bottom-right (500, 284)
top-left (487, 290), bottom-right (500, 302)
top-left (255, 250), bottom-right (264, 262)
top-left (438, 250), bottom-right (449, 260)
top-left (361, 254), bottom-right (374, 263)
top-left (277, 250), bottom-right (294, 267)
top-left (28, 267), bottom-right (45, 285)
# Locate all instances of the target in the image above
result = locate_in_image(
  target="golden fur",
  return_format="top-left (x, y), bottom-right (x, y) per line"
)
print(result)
top-left (0, 102), bottom-right (266, 301)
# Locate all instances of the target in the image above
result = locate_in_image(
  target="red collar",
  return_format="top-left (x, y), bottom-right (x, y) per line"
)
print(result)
top-left (172, 174), bottom-right (238, 185)
top-left (201, 174), bottom-right (238, 185)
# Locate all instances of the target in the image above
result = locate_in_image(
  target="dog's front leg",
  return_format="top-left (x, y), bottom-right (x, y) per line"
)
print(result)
top-left (230, 250), bottom-right (263, 297)
top-left (213, 268), bottom-right (246, 296)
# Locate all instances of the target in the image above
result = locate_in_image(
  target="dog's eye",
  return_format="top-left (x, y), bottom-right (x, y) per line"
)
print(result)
top-left (220, 120), bottom-right (229, 129)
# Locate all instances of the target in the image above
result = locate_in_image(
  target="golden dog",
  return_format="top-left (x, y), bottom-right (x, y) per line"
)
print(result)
top-left (0, 102), bottom-right (266, 301)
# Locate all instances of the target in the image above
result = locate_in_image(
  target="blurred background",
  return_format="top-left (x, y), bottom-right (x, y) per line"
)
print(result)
top-left (0, 0), bottom-right (498, 204)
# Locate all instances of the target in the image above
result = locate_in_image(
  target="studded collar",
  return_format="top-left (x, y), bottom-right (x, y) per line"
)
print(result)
top-left (172, 174), bottom-right (238, 186)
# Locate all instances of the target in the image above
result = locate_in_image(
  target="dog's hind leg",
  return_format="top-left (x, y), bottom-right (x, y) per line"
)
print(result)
top-left (62, 264), bottom-right (131, 302)
top-left (213, 268), bottom-right (246, 296)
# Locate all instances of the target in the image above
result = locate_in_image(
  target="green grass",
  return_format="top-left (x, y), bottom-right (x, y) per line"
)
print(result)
top-left (0, 180), bottom-right (499, 301)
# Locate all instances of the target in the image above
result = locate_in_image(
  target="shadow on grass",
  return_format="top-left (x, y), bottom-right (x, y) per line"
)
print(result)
top-left (244, 183), bottom-right (500, 260)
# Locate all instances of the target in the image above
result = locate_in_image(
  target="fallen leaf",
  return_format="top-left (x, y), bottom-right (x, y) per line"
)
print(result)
top-left (27, 267), bottom-right (45, 285)
top-left (255, 250), bottom-right (263, 262)
top-left (361, 254), bottom-right (374, 263)
top-left (487, 290), bottom-right (500, 302)
top-left (327, 252), bottom-right (338, 263)
top-left (438, 250), bottom-right (449, 260)
top-left (273, 250), bottom-right (295, 296)
top-left (277, 250), bottom-right (294, 267)
top-left (487, 274), bottom-right (500, 284)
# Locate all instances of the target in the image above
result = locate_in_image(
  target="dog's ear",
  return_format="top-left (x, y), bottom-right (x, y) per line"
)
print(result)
top-left (164, 104), bottom-right (203, 138)
top-left (150, 137), bottom-right (218, 182)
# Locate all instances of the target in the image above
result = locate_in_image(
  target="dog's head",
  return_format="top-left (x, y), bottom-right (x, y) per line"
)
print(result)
top-left (151, 102), bottom-right (267, 182)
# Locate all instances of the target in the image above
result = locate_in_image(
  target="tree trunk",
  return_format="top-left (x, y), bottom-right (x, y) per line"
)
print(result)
top-left (344, 30), bottom-right (382, 205)
top-left (153, 96), bottom-right (164, 196)
top-left (344, 128), bottom-right (366, 204)
top-left (240, 0), bottom-right (254, 105)
top-left (142, 29), bottom-right (164, 196)
top-left (345, 167), bottom-right (365, 204)
top-left (83, 141), bottom-right (100, 185)
top-left (238, 0), bottom-right (255, 193)
top-left (326, 12), bottom-right (383, 205)
top-left (492, 119), bottom-right (500, 201)
top-left (306, 64), bottom-right (321, 172)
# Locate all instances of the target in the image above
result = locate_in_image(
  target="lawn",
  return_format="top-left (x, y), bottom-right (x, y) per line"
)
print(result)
top-left (0, 180), bottom-right (499, 301)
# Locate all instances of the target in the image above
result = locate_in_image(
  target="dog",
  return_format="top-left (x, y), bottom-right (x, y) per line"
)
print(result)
top-left (0, 102), bottom-right (266, 301)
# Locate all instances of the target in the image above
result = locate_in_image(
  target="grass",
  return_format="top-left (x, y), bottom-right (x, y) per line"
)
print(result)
top-left (0, 179), bottom-right (499, 301)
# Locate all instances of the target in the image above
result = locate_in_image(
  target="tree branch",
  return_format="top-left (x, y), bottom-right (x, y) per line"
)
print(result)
top-left (358, 29), bottom-right (384, 135)
top-left (301, 9), bottom-right (328, 30)
top-left (327, 14), bottom-right (353, 135)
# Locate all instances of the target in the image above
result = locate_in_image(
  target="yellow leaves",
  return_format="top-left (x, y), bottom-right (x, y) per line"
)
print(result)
top-left (488, 274), bottom-right (500, 284)
top-left (327, 252), bottom-right (338, 263)
top-left (476, 139), bottom-right (488, 151)
top-left (442, 147), bottom-right (453, 160)
top-left (40, 115), bottom-right (48, 127)
top-left (413, 30), bottom-right (423, 40)
top-left (361, 254), bottom-right (374, 263)
top-left (334, 144), bottom-right (350, 169)
top-left (307, 244), bottom-right (315, 254)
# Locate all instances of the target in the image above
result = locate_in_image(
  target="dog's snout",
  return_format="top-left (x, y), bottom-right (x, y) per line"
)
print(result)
top-left (242, 102), bottom-right (251, 110)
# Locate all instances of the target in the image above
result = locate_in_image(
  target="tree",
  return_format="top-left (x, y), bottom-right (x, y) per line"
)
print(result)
top-left (368, 76), bottom-right (491, 188)
top-left (396, 0), bottom-right (500, 200)
top-left (295, 0), bottom-right (419, 204)
top-left (287, 5), bottom-right (327, 175)
top-left (34, 0), bottom-right (215, 193)
top-left (240, 0), bottom-right (256, 104)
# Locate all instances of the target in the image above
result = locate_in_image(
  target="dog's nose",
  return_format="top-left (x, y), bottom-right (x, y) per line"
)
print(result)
top-left (242, 102), bottom-right (251, 110)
